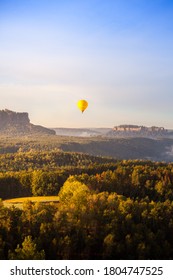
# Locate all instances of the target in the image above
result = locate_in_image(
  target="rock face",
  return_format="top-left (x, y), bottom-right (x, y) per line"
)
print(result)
top-left (0, 109), bottom-right (30, 127)
top-left (0, 109), bottom-right (55, 135)
top-left (106, 124), bottom-right (170, 139)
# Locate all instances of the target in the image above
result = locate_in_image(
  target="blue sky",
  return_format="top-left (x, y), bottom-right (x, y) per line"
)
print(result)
top-left (0, 0), bottom-right (173, 128)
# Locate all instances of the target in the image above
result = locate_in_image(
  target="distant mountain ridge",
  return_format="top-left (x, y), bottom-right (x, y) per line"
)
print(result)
top-left (0, 109), bottom-right (55, 136)
top-left (53, 125), bottom-right (173, 139)
top-left (107, 124), bottom-right (171, 138)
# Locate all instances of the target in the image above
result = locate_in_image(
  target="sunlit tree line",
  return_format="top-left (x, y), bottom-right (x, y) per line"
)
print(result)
top-left (1, 160), bottom-right (173, 201)
top-left (0, 150), bottom-right (116, 171)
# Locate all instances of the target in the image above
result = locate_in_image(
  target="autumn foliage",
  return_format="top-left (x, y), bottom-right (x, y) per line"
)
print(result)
top-left (0, 149), bottom-right (173, 259)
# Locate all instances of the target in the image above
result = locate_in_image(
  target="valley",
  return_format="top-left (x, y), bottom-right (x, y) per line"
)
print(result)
top-left (0, 110), bottom-right (173, 259)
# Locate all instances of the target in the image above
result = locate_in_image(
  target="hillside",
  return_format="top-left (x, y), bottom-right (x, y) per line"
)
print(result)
top-left (1, 134), bottom-right (173, 161)
top-left (60, 137), bottom-right (173, 162)
top-left (1, 134), bottom-right (173, 260)
top-left (0, 109), bottom-right (55, 136)
top-left (0, 150), bottom-right (116, 172)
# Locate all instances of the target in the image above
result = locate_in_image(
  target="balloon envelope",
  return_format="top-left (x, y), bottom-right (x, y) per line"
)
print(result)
top-left (77, 100), bottom-right (88, 113)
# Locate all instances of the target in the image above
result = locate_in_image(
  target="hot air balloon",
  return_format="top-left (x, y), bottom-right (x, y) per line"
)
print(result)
top-left (77, 99), bottom-right (88, 113)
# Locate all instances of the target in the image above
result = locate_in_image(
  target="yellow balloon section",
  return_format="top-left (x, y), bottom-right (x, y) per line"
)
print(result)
top-left (77, 100), bottom-right (88, 113)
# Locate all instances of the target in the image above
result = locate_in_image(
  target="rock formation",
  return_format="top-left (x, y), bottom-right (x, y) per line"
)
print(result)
top-left (0, 109), bottom-right (55, 135)
top-left (106, 124), bottom-right (169, 138)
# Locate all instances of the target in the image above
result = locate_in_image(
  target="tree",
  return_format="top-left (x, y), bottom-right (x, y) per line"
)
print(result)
top-left (31, 170), bottom-right (60, 196)
top-left (8, 235), bottom-right (45, 260)
top-left (58, 176), bottom-right (90, 206)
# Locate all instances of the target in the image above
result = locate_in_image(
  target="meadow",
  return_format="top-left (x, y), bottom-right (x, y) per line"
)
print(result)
top-left (3, 196), bottom-right (59, 209)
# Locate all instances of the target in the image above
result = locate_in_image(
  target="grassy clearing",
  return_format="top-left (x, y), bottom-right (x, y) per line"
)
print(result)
top-left (3, 196), bottom-right (59, 208)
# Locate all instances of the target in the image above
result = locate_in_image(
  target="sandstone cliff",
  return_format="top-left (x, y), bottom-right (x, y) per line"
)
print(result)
top-left (0, 109), bottom-right (55, 135)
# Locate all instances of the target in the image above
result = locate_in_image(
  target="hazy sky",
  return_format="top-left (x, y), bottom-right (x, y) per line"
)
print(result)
top-left (0, 0), bottom-right (173, 128)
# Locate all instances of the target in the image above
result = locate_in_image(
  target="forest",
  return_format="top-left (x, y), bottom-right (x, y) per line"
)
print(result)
top-left (0, 135), bottom-right (173, 259)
